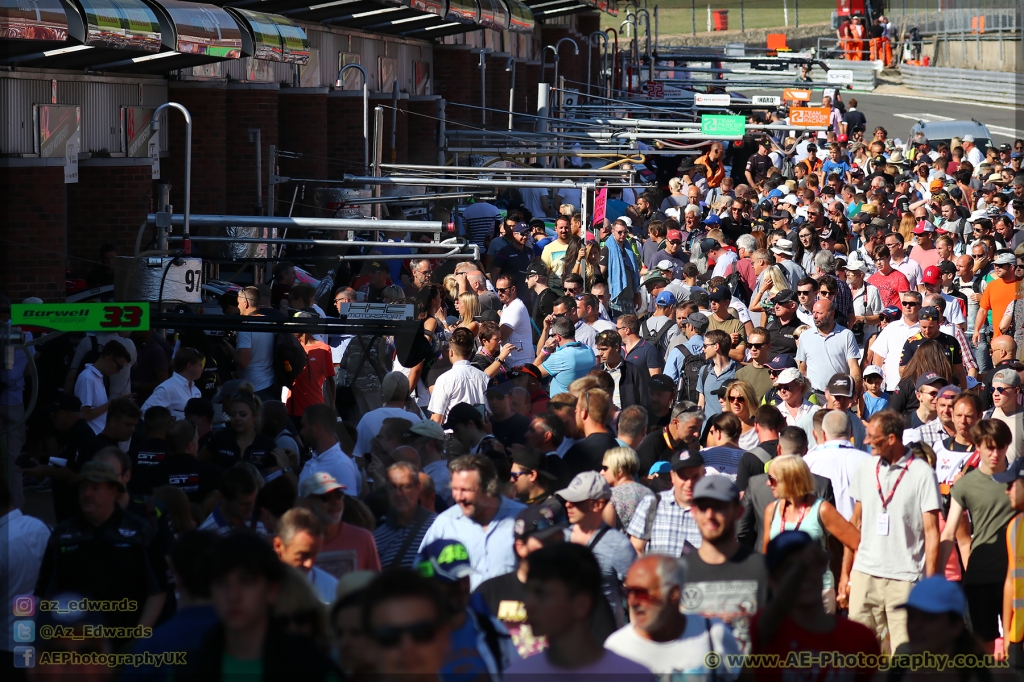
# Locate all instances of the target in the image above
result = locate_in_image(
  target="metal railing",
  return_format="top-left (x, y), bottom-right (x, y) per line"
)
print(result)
top-left (888, 3), bottom-right (1020, 38)
top-left (899, 63), bottom-right (1022, 105)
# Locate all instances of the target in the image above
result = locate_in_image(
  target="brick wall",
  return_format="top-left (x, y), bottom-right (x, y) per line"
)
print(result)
top-left (432, 46), bottom-right (479, 129)
top-left (514, 62), bottom-right (541, 122)
top-left (406, 97), bottom-right (441, 165)
top-left (485, 54), bottom-right (512, 128)
top-left (369, 93), bottom-right (408, 166)
top-left (225, 84), bottom-right (279, 217)
top-left (0, 166), bottom-right (67, 301)
top-left (577, 12), bottom-right (601, 37)
top-left (278, 90), bottom-right (329, 204)
top-left (67, 163), bottom-right (154, 277)
top-left (166, 82), bottom-right (227, 216)
top-left (327, 93), bottom-right (369, 179)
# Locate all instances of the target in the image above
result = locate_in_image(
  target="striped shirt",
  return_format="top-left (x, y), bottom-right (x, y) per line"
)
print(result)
top-left (420, 495), bottom-right (526, 589)
top-left (700, 446), bottom-right (744, 479)
top-left (374, 507), bottom-right (437, 570)
top-left (626, 489), bottom-right (703, 556)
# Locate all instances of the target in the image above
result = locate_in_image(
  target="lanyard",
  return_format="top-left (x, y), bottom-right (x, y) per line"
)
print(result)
top-left (781, 499), bottom-right (810, 531)
top-left (876, 455), bottom-right (914, 511)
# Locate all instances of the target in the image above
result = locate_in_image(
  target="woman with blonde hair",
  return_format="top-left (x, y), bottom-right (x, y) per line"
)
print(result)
top-left (749, 263), bottom-right (790, 314)
top-left (762, 452), bottom-right (860, 612)
top-left (661, 177), bottom-right (688, 211)
top-left (453, 291), bottom-right (481, 336)
top-left (600, 447), bottom-right (654, 530)
top-left (897, 212), bottom-right (916, 247)
top-left (722, 379), bottom-right (759, 450)
top-left (442, 274), bottom-right (459, 303)
top-left (380, 284), bottom-right (405, 303)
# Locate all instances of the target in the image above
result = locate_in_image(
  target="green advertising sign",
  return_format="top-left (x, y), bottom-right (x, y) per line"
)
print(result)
top-left (11, 303), bottom-right (149, 332)
top-left (701, 114), bottom-right (746, 137)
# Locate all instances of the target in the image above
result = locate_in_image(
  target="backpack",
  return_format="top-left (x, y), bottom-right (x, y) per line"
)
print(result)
top-left (676, 345), bottom-right (712, 404)
top-left (640, 317), bottom-right (674, 353)
top-left (724, 261), bottom-right (753, 303)
top-left (274, 332), bottom-right (307, 388)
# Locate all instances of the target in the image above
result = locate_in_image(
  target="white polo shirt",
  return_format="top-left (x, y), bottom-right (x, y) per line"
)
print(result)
top-left (871, 319), bottom-right (921, 391)
top-left (500, 297), bottom-right (534, 367)
top-left (427, 360), bottom-right (490, 421)
top-left (141, 372), bottom-right (202, 420)
top-left (75, 364), bottom-right (108, 434)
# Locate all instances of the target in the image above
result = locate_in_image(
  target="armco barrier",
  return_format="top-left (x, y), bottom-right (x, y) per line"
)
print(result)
top-left (900, 63), bottom-right (1021, 104)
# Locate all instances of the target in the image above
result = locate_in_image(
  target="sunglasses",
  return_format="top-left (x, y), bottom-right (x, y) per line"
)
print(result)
top-left (315, 489), bottom-right (344, 502)
top-left (818, 290), bottom-right (834, 297)
top-left (777, 382), bottom-right (800, 391)
top-left (509, 471), bottom-right (529, 480)
top-left (370, 621), bottom-right (441, 648)
top-left (767, 474), bottom-right (778, 486)
top-left (624, 586), bottom-right (660, 604)
top-left (728, 395), bottom-right (745, 403)
top-left (797, 290), bottom-right (813, 296)
top-left (668, 240), bottom-right (682, 246)
top-left (495, 287), bottom-right (512, 294)
top-left (994, 386), bottom-right (1019, 394)
top-left (901, 301), bottom-right (919, 308)
top-left (748, 342), bottom-right (767, 349)
top-left (599, 465), bottom-right (609, 472)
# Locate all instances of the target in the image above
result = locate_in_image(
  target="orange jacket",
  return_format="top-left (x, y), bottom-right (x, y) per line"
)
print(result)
top-left (694, 154), bottom-right (726, 189)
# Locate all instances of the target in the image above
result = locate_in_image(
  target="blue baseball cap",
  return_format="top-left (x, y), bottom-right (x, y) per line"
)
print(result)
top-left (648, 461), bottom-right (672, 476)
top-left (994, 456), bottom-right (1024, 484)
top-left (655, 291), bottom-right (677, 307)
top-left (897, 576), bottom-right (966, 617)
top-left (880, 306), bottom-right (902, 322)
top-left (765, 354), bottom-right (797, 371)
top-left (415, 540), bottom-right (473, 583)
top-left (765, 530), bottom-right (815, 573)
top-left (703, 213), bottom-right (722, 225)
top-left (768, 188), bottom-right (785, 198)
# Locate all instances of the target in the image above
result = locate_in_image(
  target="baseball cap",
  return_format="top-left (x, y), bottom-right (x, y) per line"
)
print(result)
top-left (46, 393), bottom-right (82, 415)
top-left (415, 540), bottom-right (473, 583)
top-left (913, 220), bottom-right (936, 234)
top-left (699, 237), bottom-right (720, 254)
top-left (937, 385), bottom-right (961, 400)
top-left (826, 373), bottom-right (855, 398)
top-left (685, 312), bottom-right (709, 332)
top-left (928, 178), bottom-right (944, 192)
top-left (366, 260), bottom-right (388, 273)
top-left (656, 259), bottom-right (677, 273)
top-left (897, 576), bottom-right (966, 617)
top-left (937, 260), bottom-right (957, 275)
top-left (994, 455), bottom-right (1024, 484)
top-left (781, 195), bottom-right (800, 207)
top-left (773, 367), bottom-right (803, 386)
top-left (655, 291), bottom-right (678, 307)
top-left (919, 305), bottom-right (942, 321)
top-left (870, 217), bottom-right (889, 229)
top-left (768, 188), bottom-right (785, 198)
top-left (213, 379), bottom-right (245, 404)
top-left (648, 461), bottom-right (672, 476)
top-left (671, 451), bottom-right (705, 473)
top-left (921, 265), bottom-right (941, 285)
top-left (513, 221), bottom-right (530, 234)
top-left (649, 374), bottom-right (676, 393)
top-left (513, 505), bottom-right (566, 541)
top-left (74, 461), bottom-right (125, 491)
top-left (994, 252), bottom-right (1017, 266)
top-left (510, 446), bottom-right (556, 480)
top-left (863, 364), bottom-right (885, 380)
top-left (509, 363), bottom-right (542, 381)
top-left (915, 372), bottom-right (945, 390)
top-left (642, 270), bottom-right (669, 286)
top-left (765, 354), bottom-right (797, 371)
top-left (962, 134), bottom-right (976, 143)
top-left (771, 210), bottom-right (790, 221)
top-left (895, 173), bottom-right (915, 184)
top-left (404, 419), bottom-right (446, 441)
top-left (703, 213), bottom-right (722, 226)
top-left (299, 471), bottom-right (346, 497)
top-left (692, 475), bottom-right (739, 503)
top-left (981, 183), bottom-right (998, 193)
top-left (772, 289), bottom-right (797, 305)
top-left (485, 381), bottom-right (514, 397)
top-left (880, 306), bottom-right (902, 322)
top-left (707, 285), bottom-right (730, 302)
top-left (556, 471), bottom-right (611, 503)
top-left (992, 367), bottom-right (1022, 388)
top-left (666, 229), bottom-right (683, 242)
top-left (765, 530), bottom-right (816, 574)
top-left (443, 403), bottom-right (484, 431)
top-left (526, 262), bottom-right (548, 276)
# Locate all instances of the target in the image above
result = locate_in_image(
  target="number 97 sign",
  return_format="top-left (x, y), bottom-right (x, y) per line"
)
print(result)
top-left (12, 303), bottom-right (150, 332)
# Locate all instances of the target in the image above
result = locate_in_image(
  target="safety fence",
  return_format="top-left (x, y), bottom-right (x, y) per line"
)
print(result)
top-left (899, 63), bottom-right (1021, 105)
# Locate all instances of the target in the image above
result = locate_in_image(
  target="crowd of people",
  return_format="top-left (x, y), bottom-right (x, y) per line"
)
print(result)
top-left (3, 113), bottom-right (1024, 682)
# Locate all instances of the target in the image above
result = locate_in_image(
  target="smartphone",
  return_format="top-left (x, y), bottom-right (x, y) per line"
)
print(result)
top-left (472, 403), bottom-right (487, 419)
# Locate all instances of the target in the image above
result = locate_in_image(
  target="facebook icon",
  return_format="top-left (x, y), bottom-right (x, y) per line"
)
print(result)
top-left (14, 646), bottom-right (35, 668)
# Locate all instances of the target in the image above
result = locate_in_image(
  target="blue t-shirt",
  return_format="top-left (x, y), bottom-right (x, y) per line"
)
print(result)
top-left (863, 392), bottom-right (890, 418)
top-left (542, 342), bottom-right (596, 396)
top-left (821, 159), bottom-right (852, 178)
top-left (441, 611), bottom-right (491, 682)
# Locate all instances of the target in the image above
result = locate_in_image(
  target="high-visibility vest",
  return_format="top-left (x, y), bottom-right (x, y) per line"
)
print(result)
top-left (1007, 514), bottom-right (1024, 642)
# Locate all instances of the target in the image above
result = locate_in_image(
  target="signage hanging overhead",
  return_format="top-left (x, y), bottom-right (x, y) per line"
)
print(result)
top-left (701, 114), bottom-right (746, 137)
top-left (695, 93), bottom-right (731, 107)
top-left (12, 303), bottom-right (150, 332)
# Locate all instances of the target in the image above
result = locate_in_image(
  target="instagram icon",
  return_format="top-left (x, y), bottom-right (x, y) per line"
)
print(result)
top-left (13, 595), bottom-right (35, 617)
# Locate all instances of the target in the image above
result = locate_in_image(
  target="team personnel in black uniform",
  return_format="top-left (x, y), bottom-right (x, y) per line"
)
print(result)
top-left (147, 420), bottom-right (223, 503)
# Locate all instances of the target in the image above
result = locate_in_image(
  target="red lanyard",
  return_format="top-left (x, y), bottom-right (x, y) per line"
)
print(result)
top-left (876, 455), bottom-right (914, 511)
